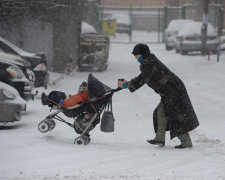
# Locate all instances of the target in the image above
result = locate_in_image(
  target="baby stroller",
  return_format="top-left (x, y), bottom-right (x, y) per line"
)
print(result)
top-left (38, 74), bottom-right (121, 145)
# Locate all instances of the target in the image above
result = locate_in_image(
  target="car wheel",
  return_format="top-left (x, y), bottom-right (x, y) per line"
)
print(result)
top-left (175, 48), bottom-right (180, 53)
top-left (165, 45), bottom-right (173, 50)
top-left (181, 49), bottom-right (187, 55)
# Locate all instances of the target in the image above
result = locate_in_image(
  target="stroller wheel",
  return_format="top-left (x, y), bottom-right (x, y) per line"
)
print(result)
top-left (48, 120), bottom-right (56, 131)
top-left (38, 119), bottom-right (55, 133)
top-left (38, 120), bottom-right (50, 133)
top-left (74, 135), bottom-right (91, 145)
top-left (74, 137), bottom-right (84, 145)
top-left (83, 135), bottom-right (91, 144)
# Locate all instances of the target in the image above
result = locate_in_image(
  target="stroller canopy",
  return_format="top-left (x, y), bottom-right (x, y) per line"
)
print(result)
top-left (88, 74), bottom-right (112, 100)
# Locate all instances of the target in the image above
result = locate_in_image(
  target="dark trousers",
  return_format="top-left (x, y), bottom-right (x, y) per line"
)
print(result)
top-left (155, 102), bottom-right (192, 146)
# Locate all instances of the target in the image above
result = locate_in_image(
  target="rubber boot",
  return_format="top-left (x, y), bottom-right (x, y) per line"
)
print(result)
top-left (148, 103), bottom-right (167, 147)
top-left (176, 133), bottom-right (193, 148)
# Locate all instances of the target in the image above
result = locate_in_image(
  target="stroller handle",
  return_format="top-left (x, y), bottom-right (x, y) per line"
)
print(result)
top-left (112, 87), bottom-right (123, 93)
top-left (105, 87), bottom-right (122, 97)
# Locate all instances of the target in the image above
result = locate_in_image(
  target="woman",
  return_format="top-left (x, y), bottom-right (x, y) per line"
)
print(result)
top-left (118, 43), bottom-right (199, 148)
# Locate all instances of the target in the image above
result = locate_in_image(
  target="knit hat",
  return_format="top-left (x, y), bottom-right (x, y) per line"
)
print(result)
top-left (132, 43), bottom-right (151, 57)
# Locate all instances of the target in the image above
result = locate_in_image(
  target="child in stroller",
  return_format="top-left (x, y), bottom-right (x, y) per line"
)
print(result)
top-left (42, 81), bottom-right (89, 110)
top-left (39, 74), bottom-right (121, 145)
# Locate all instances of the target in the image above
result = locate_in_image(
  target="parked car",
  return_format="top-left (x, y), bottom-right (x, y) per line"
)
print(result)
top-left (0, 36), bottom-right (49, 87)
top-left (0, 82), bottom-right (26, 123)
top-left (78, 22), bottom-right (110, 72)
top-left (175, 21), bottom-right (218, 55)
top-left (0, 51), bottom-right (35, 85)
top-left (0, 54), bottom-right (33, 100)
top-left (165, 19), bottom-right (194, 50)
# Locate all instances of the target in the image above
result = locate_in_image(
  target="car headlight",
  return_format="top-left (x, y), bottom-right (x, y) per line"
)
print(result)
top-left (7, 65), bottom-right (25, 79)
top-left (3, 89), bottom-right (15, 99)
top-left (34, 63), bottom-right (46, 71)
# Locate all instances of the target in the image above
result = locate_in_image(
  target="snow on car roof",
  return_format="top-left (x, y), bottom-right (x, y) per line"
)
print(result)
top-left (178, 21), bottom-right (217, 36)
top-left (0, 52), bottom-right (30, 67)
top-left (166, 19), bottom-right (194, 32)
top-left (81, 21), bottom-right (97, 34)
top-left (0, 36), bottom-right (37, 57)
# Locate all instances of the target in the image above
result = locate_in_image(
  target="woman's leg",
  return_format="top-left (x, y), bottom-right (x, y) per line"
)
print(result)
top-left (176, 133), bottom-right (192, 148)
top-left (147, 102), bottom-right (167, 147)
top-left (154, 102), bottom-right (167, 142)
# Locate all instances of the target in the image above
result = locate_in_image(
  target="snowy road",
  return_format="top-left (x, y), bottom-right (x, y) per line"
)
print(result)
top-left (1, 43), bottom-right (225, 180)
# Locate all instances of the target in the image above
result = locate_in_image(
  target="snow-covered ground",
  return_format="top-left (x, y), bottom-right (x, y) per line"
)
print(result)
top-left (1, 43), bottom-right (225, 180)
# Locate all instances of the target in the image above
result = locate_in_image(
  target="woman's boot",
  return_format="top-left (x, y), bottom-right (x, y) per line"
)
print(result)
top-left (176, 133), bottom-right (193, 148)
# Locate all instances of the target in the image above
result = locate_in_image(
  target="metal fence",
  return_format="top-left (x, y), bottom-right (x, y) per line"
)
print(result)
top-left (97, 4), bottom-right (224, 44)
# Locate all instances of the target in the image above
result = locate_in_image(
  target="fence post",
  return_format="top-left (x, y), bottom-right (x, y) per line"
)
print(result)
top-left (158, 8), bottom-right (161, 43)
top-left (97, 6), bottom-right (103, 34)
top-left (163, 6), bottom-right (168, 43)
top-left (201, 0), bottom-right (209, 56)
top-left (182, 5), bottom-right (186, 19)
top-left (129, 7), bottom-right (132, 43)
top-left (217, 4), bottom-right (224, 62)
top-left (96, 5), bottom-right (100, 33)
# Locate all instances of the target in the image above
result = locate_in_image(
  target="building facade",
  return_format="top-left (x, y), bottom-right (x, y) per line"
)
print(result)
top-left (101, 0), bottom-right (167, 7)
top-left (101, 0), bottom-right (224, 30)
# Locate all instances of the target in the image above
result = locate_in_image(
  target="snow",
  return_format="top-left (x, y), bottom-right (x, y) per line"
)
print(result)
top-left (166, 19), bottom-right (194, 32)
top-left (0, 82), bottom-right (26, 105)
top-left (81, 21), bottom-right (97, 34)
top-left (0, 36), bottom-right (37, 57)
top-left (0, 52), bottom-right (30, 67)
top-left (178, 22), bottom-right (217, 36)
top-left (0, 42), bottom-right (225, 180)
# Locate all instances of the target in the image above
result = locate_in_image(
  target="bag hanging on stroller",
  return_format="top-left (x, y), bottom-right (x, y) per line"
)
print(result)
top-left (100, 96), bottom-right (115, 132)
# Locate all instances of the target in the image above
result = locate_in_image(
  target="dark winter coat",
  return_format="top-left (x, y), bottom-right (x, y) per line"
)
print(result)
top-left (127, 53), bottom-right (199, 139)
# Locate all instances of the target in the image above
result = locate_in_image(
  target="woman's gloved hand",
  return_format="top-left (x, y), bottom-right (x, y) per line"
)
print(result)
top-left (118, 79), bottom-right (128, 89)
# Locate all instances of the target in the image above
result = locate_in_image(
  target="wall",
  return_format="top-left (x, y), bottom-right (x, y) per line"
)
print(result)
top-left (0, 0), bottom-right (81, 73)
top-left (0, 12), bottom-right (53, 65)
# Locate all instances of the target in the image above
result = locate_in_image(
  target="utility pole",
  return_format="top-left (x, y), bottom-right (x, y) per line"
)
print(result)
top-left (217, 4), bottom-right (224, 62)
top-left (201, 0), bottom-right (209, 56)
